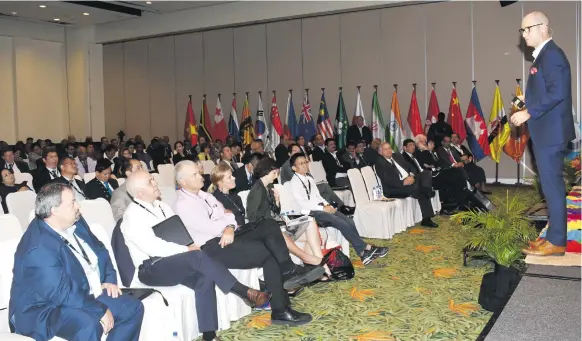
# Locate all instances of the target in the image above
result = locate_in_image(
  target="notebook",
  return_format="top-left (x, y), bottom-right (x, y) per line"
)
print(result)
top-left (151, 215), bottom-right (194, 246)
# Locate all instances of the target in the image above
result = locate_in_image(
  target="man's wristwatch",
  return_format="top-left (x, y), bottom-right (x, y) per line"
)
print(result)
top-left (226, 224), bottom-right (236, 231)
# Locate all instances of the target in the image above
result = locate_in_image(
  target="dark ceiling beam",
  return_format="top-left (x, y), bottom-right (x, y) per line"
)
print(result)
top-left (64, 1), bottom-right (142, 17)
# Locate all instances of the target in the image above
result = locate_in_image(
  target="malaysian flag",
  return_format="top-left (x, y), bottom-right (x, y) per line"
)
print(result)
top-left (317, 89), bottom-right (334, 139)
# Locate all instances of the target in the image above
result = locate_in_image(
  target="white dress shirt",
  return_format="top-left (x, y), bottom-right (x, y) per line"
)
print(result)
top-left (54, 224), bottom-right (102, 297)
top-left (386, 157), bottom-right (409, 180)
top-left (331, 152), bottom-right (348, 178)
top-left (533, 38), bottom-right (552, 60)
top-left (289, 173), bottom-right (328, 213)
top-left (47, 167), bottom-right (60, 179)
top-left (121, 198), bottom-right (188, 285)
top-left (76, 157), bottom-right (96, 176)
top-left (63, 176), bottom-right (86, 203)
top-left (4, 163), bottom-right (21, 173)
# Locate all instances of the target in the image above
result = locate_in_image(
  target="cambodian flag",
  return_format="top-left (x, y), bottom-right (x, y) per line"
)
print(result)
top-left (464, 86), bottom-right (490, 162)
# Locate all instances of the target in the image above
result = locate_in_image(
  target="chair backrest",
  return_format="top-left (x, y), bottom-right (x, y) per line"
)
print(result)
top-left (83, 172), bottom-right (96, 183)
top-left (14, 173), bottom-right (34, 192)
top-left (151, 173), bottom-right (162, 187)
top-left (238, 190), bottom-right (250, 211)
top-left (140, 161), bottom-right (148, 171)
top-left (87, 223), bottom-right (123, 286)
top-left (79, 199), bottom-right (116, 239)
top-left (274, 183), bottom-right (298, 214)
top-left (0, 214), bottom-right (23, 242)
top-left (0, 238), bottom-right (20, 313)
top-left (347, 169), bottom-right (370, 205)
top-left (309, 161), bottom-right (327, 183)
top-left (360, 166), bottom-right (379, 200)
top-left (159, 186), bottom-right (178, 208)
top-left (157, 164), bottom-right (176, 188)
top-left (116, 178), bottom-right (125, 186)
top-left (201, 160), bottom-right (216, 175)
top-left (6, 191), bottom-right (36, 231)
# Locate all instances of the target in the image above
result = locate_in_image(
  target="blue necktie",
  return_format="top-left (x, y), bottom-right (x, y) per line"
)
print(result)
top-left (104, 182), bottom-right (112, 195)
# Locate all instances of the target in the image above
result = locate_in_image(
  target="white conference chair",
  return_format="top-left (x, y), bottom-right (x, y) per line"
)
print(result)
top-left (159, 186), bottom-right (178, 208)
top-left (140, 161), bottom-right (148, 172)
top-left (201, 160), bottom-right (216, 175)
top-left (6, 191), bottom-right (36, 232)
top-left (117, 178), bottom-right (125, 186)
top-left (308, 161), bottom-right (327, 184)
top-left (0, 214), bottom-right (23, 242)
top-left (151, 173), bottom-right (162, 187)
top-left (157, 164), bottom-right (176, 188)
top-left (347, 169), bottom-right (398, 239)
top-left (79, 199), bottom-right (116, 239)
top-left (14, 173), bottom-right (34, 192)
top-left (83, 172), bottom-right (96, 183)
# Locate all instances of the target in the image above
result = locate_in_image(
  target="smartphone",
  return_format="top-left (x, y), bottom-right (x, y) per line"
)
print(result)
top-left (511, 95), bottom-right (525, 110)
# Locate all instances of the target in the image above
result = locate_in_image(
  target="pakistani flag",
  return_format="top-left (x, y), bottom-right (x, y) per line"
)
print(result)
top-left (335, 88), bottom-right (349, 149)
top-left (371, 87), bottom-right (386, 142)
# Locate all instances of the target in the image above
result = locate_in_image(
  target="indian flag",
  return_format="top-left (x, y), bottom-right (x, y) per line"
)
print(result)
top-left (388, 87), bottom-right (404, 150)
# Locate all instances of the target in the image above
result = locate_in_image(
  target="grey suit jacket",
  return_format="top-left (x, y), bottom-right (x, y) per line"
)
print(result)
top-left (110, 182), bottom-right (132, 222)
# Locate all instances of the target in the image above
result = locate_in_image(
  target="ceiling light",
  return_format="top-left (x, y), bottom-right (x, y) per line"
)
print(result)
top-left (53, 18), bottom-right (60, 21)
top-left (10, 12), bottom-right (17, 15)
top-left (83, 12), bottom-right (90, 16)
top-left (146, 1), bottom-right (152, 4)
top-left (39, 5), bottom-right (46, 8)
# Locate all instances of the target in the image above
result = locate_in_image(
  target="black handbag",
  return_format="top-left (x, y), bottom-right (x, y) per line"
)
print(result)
top-left (121, 288), bottom-right (169, 306)
top-left (321, 246), bottom-right (355, 281)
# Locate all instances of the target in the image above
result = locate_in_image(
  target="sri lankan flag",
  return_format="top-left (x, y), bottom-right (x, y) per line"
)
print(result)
top-left (488, 84), bottom-right (510, 163)
top-left (199, 94), bottom-right (213, 142)
top-left (240, 93), bottom-right (255, 145)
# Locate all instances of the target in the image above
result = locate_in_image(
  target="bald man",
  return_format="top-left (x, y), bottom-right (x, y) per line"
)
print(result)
top-left (513, 12), bottom-right (574, 256)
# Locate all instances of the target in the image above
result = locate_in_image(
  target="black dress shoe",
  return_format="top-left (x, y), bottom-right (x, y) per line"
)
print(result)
top-left (282, 265), bottom-right (325, 290)
top-left (480, 190), bottom-right (492, 195)
top-left (420, 218), bottom-right (438, 228)
top-left (339, 206), bottom-right (355, 215)
top-left (271, 307), bottom-right (313, 326)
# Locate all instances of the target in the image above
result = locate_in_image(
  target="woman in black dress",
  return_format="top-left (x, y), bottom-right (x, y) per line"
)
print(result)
top-left (0, 169), bottom-right (32, 213)
top-left (172, 141), bottom-right (192, 164)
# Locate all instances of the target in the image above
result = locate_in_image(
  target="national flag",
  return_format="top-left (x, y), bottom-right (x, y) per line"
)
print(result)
top-left (503, 83), bottom-right (529, 162)
top-left (283, 90), bottom-right (299, 139)
top-left (228, 94), bottom-right (240, 142)
top-left (447, 86), bottom-right (466, 143)
top-left (371, 87), bottom-right (386, 142)
top-left (352, 87), bottom-right (367, 125)
top-left (240, 93), bottom-right (255, 145)
top-left (387, 86), bottom-right (404, 150)
top-left (425, 85), bottom-right (440, 135)
top-left (183, 95), bottom-right (198, 146)
top-left (464, 86), bottom-right (490, 162)
top-left (255, 92), bottom-right (266, 140)
top-left (317, 89), bottom-right (334, 140)
top-left (335, 88), bottom-right (349, 149)
top-left (488, 84), bottom-right (511, 163)
top-left (199, 94), bottom-right (213, 142)
top-left (213, 95), bottom-right (229, 142)
top-left (267, 92), bottom-right (284, 152)
top-left (299, 90), bottom-right (317, 142)
top-left (407, 85), bottom-right (423, 138)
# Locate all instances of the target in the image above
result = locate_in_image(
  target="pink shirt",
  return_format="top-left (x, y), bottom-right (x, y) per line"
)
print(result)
top-left (173, 189), bottom-right (238, 246)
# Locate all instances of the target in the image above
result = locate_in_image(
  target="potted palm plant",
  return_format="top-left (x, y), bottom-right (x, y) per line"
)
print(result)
top-left (453, 191), bottom-right (538, 313)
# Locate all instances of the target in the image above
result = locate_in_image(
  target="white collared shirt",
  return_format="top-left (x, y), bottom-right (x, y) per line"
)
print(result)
top-left (452, 144), bottom-right (464, 155)
top-left (54, 224), bottom-right (102, 297)
top-left (121, 198), bottom-right (188, 285)
top-left (63, 176), bottom-right (86, 202)
top-left (100, 179), bottom-right (113, 194)
top-left (5, 163), bottom-right (20, 173)
top-left (47, 167), bottom-right (60, 179)
top-left (331, 151), bottom-right (348, 178)
top-left (386, 157), bottom-right (409, 180)
top-left (533, 38), bottom-right (552, 60)
top-left (289, 172), bottom-right (328, 213)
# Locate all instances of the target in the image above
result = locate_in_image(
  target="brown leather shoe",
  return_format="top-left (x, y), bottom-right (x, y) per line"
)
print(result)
top-left (244, 289), bottom-right (271, 308)
top-left (528, 238), bottom-right (546, 248)
top-left (522, 240), bottom-right (566, 256)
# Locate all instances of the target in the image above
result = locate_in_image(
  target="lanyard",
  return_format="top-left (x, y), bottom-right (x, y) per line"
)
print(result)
top-left (134, 201), bottom-right (166, 219)
top-left (295, 174), bottom-right (311, 200)
top-left (69, 180), bottom-right (86, 198)
top-left (62, 234), bottom-right (92, 265)
top-left (180, 189), bottom-right (215, 219)
top-left (221, 192), bottom-right (244, 214)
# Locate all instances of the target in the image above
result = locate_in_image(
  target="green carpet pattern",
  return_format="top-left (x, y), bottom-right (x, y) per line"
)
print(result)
top-left (216, 187), bottom-right (531, 341)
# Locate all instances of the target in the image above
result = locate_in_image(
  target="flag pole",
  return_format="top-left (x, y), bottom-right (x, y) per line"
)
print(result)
top-left (515, 78), bottom-right (522, 186)
top-left (493, 79), bottom-right (501, 185)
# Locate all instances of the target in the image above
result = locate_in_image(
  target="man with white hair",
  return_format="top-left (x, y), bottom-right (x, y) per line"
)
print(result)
top-left (121, 171), bottom-right (269, 341)
top-left (10, 182), bottom-right (144, 341)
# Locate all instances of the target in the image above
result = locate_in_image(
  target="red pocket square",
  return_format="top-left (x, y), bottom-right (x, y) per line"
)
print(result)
top-left (530, 67), bottom-right (538, 75)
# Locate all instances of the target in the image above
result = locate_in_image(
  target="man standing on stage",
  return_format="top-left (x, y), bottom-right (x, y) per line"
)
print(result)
top-left (511, 11), bottom-right (575, 256)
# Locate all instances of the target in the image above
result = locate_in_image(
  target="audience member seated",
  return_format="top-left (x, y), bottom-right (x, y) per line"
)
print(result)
top-left (0, 168), bottom-right (31, 213)
top-left (218, 144), bottom-right (238, 171)
top-left (10, 183), bottom-right (144, 341)
top-left (341, 141), bottom-right (365, 169)
top-left (321, 138), bottom-right (351, 188)
top-left (27, 143), bottom-right (42, 171)
top-left (281, 144), bottom-right (353, 215)
top-left (33, 147), bottom-right (61, 192)
top-left (311, 134), bottom-right (326, 162)
top-left (87, 142), bottom-right (99, 160)
top-left (363, 138), bottom-right (381, 166)
top-left (134, 142), bottom-right (152, 170)
top-left (346, 116), bottom-right (373, 145)
top-left (86, 159), bottom-right (119, 201)
top-left (121, 171), bottom-right (271, 341)
top-left (111, 158), bottom-right (144, 221)
top-left (172, 141), bottom-right (192, 164)
top-left (274, 136), bottom-right (291, 168)
top-left (197, 143), bottom-right (213, 161)
top-left (296, 135), bottom-right (311, 156)
top-left (288, 153), bottom-right (388, 265)
top-left (401, 139), bottom-right (434, 193)
top-left (1, 147), bottom-right (30, 173)
top-left (233, 152), bottom-right (262, 193)
top-left (231, 143), bottom-right (242, 163)
top-left (51, 156), bottom-right (88, 202)
top-left (435, 135), bottom-right (470, 183)
top-left (246, 157), bottom-right (332, 270)
top-left (173, 160), bottom-right (318, 324)
top-left (62, 142), bottom-right (77, 159)
top-left (450, 133), bottom-right (490, 194)
top-left (427, 112), bottom-right (453, 148)
top-left (375, 143), bottom-right (438, 228)
top-left (76, 144), bottom-right (97, 176)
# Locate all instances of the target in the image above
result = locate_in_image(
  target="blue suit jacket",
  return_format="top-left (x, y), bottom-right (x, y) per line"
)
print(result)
top-left (525, 40), bottom-right (575, 148)
top-left (9, 217), bottom-right (118, 341)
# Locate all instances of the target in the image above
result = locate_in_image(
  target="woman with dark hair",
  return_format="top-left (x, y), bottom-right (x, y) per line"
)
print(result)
top-left (197, 143), bottom-right (212, 161)
top-left (172, 141), bottom-right (191, 164)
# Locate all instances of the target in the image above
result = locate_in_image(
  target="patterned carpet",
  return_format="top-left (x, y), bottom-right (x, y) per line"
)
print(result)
top-left (215, 186), bottom-right (532, 341)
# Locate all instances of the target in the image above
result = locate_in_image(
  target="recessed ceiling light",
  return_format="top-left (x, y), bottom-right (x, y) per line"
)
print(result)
top-left (83, 12), bottom-right (90, 16)
top-left (53, 18), bottom-right (60, 21)
top-left (146, 1), bottom-right (152, 4)
top-left (39, 5), bottom-right (46, 8)
top-left (10, 11), bottom-right (17, 15)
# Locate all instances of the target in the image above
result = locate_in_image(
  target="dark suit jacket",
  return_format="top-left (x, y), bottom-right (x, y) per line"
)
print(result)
top-left (274, 144), bottom-right (289, 168)
top-left (375, 156), bottom-right (410, 193)
top-left (0, 160), bottom-right (30, 173)
top-left (402, 151), bottom-right (424, 174)
top-left (341, 151), bottom-right (365, 169)
top-left (346, 124), bottom-right (373, 145)
top-left (321, 151), bottom-right (351, 187)
top-left (246, 180), bottom-right (279, 223)
top-left (415, 149), bottom-right (439, 170)
top-left (525, 40), bottom-right (575, 148)
top-left (436, 146), bottom-right (462, 169)
top-left (311, 146), bottom-right (326, 162)
top-left (33, 168), bottom-right (59, 192)
top-left (233, 166), bottom-right (254, 193)
top-left (9, 217), bottom-right (117, 340)
top-left (85, 178), bottom-right (119, 201)
top-left (51, 176), bottom-right (87, 195)
top-left (427, 120), bottom-right (453, 148)
top-left (298, 145), bottom-right (311, 156)
top-left (362, 148), bottom-right (379, 166)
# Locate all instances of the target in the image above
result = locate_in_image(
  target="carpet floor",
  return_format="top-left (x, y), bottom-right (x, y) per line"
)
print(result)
top-left (214, 186), bottom-right (532, 341)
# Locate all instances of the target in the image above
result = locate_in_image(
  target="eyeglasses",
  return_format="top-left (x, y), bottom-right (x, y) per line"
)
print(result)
top-left (519, 23), bottom-right (544, 34)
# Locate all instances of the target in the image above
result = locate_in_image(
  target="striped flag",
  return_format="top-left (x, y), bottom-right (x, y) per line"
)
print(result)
top-left (464, 85), bottom-right (490, 161)
top-left (387, 86), bottom-right (404, 150)
top-left (299, 90), bottom-right (317, 142)
top-left (371, 87), bottom-right (386, 141)
top-left (284, 90), bottom-right (299, 139)
top-left (240, 93), bottom-right (255, 145)
top-left (488, 84), bottom-right (510, 163)
top-left (255, 92), bottom-right (266, 140)
top-left (199, 94), bottom-right (213, 142)
top-left (317, 89), bottom-right (334, 139)
top-left (228, 94), bottom-right (240, 142)
top-left (267, 92), bottom-right (284, 152)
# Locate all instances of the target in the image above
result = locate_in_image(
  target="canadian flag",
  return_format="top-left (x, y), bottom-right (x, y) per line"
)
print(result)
top-left (213, 95), bottom-right (229, 142)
